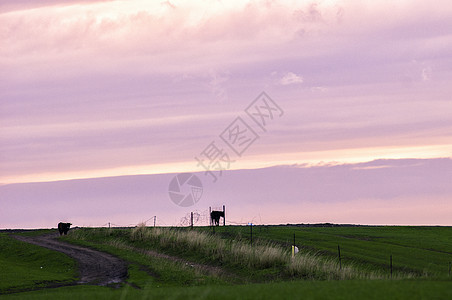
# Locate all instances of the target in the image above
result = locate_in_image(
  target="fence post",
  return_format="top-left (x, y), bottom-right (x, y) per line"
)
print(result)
top-left (223, 205), bottom-right (225, 226)
top-left (390, 255), bottom-right (393, 279)
top-left (338, 245), bottom-right (341, 270)
top-left (250, 223), bottom-right (253, 246)
top-left (190, 212), bottom-right (193, 229)
top-left (154, 216), bottom-right (156, 227)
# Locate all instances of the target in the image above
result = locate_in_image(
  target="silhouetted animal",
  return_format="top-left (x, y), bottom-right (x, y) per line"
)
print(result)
top-left (210, 211), bottom-right (224, 226)
top-left (58, 222), bottom-right (71, 235)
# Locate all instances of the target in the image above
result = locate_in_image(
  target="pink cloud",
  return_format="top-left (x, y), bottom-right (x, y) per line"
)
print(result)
top-left (1, 0), bottom-right (452, 185)
top-left (280, 72), bottom-right (303, 85)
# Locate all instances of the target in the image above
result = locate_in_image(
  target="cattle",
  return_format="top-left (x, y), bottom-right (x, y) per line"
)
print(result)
top-left (58, 222), bottom-right (72, 235)
top-left (210, 211), bottom-right (224, 226)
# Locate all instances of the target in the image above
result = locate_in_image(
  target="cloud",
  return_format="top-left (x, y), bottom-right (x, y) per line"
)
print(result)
top-left (279, 72), bottom-right (303, 85)
top-left (1, 0), bottom-right (452, 185)
top-left (422, 67), bottom-right (432, 81)
top-left (161, 1), bottom-right (176, 9)
top-left (293, 3), bottom-right (323, 23)
top-left (208, 70), bottom-right (229, 102)
top-left (310, 86), bottom-right (328, 92)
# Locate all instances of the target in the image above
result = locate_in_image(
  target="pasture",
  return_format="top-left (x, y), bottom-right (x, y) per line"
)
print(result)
top-left (1, 225), bottom-right (451, 299)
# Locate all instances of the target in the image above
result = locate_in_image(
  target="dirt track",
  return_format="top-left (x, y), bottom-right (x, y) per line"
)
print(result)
top-left (13, 233), bottom-right (128, 286)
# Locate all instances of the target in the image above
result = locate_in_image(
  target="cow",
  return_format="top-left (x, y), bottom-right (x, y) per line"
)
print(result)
top-left (210, 211), bottom-right (224, 226)
top-left (58, 222), bottom-right (72, 235)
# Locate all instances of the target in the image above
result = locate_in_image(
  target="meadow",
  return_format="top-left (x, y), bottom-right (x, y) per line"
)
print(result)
top-left (1, 225), bottom-right (451, 299)
top-left (0, 232), bottom-right (76, 294)
top-left (198, 225), bottom-right (452, 277)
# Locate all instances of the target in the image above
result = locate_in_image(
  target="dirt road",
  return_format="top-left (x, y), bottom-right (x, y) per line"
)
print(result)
top-left (14, 233), bottom-right (128, 286)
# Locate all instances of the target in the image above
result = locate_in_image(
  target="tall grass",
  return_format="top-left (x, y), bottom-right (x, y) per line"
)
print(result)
top-left (129, 225), bottom-right (386, 279)
top-left (131, 225), bottom-right (286, 269)
top-left (67, 226), bottom-right (401, 279)
top-left (288, 253), bottom-right (382, 280)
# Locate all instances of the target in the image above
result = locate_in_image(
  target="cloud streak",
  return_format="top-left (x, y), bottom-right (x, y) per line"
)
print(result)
top-left (1, 158), bottom-right (451, 228)
top-left (280, 72), bottom-right (303, 85)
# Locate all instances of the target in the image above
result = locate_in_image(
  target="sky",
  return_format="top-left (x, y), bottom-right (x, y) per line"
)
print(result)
top-left (2, 158), bottom-right (452, 228)
top-left (1, 0), bottom-right (451, 228)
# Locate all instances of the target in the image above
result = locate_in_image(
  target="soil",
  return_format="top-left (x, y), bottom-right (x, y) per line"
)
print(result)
top-left (13, 232), bottom-right (128, 286)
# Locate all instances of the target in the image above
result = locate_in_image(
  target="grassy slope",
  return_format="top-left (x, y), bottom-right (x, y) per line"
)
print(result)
top-left (2, 226), bottom-right (452, 299)
top-left (3, 279), bottom-right (452, 300)
top-left (0, 233), bottom-right (77, 293)
top-left (201, 226), bottom-right (452, 277)
top-left (63, 227), bottom-right (363, 282)
top-left (60, 235), bottom-right (227, 288)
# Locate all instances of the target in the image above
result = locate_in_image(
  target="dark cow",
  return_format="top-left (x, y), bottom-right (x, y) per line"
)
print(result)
top-left (210, 211), bottom-right (224, 226)
top-left (58, 222), bottom-right (71, 235)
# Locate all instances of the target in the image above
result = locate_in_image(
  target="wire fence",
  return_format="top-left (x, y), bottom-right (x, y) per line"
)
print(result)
top-left (75, 207), bottom-right (263, 228)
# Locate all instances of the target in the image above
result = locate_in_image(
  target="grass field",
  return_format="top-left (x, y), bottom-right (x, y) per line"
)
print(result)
top-left (3, 279), bottom-right (452, 300)
top-left (198, 225), bottom-right (452, 277)
top-left (0, 232), bottom-right (76, 294)
top-left (1, 225), bottom-right (452, 299)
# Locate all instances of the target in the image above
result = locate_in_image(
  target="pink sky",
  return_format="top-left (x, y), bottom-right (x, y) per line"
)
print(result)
top-left (1, 1), bottom-right (451, 227)
top-left (2, 158), bottom-right (452, 228)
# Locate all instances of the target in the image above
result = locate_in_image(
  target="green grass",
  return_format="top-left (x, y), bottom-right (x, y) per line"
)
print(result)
top-left (61, 228), bottom-right (228, 288)
top-left (65, 226), bottom-right (379, 282)
top-left (0, 233), bottom-right (77, 294)
top-left (199, 226), bottom-right (452, 277)
top-left (8, 229), bottom-right (55, 237)
top-left (2, 225), bottom-right (452, 299)
top-left (2, 279), bottom-right (452, 299)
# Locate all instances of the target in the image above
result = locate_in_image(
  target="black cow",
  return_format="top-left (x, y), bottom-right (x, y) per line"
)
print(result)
top-left (58, 222), bottom-right (71, 235)
top-left (210, 211), bottom-right (224, 226)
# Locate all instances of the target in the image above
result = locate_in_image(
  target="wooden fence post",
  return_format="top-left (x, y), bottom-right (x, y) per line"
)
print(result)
top-left (390, 255), bottom-right (393, 279)
top-left (223, 205), bottom-right (226, 226)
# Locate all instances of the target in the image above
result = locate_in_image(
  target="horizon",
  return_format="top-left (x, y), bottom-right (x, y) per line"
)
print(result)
top-left (4, 223), bottom-right (452, 231)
